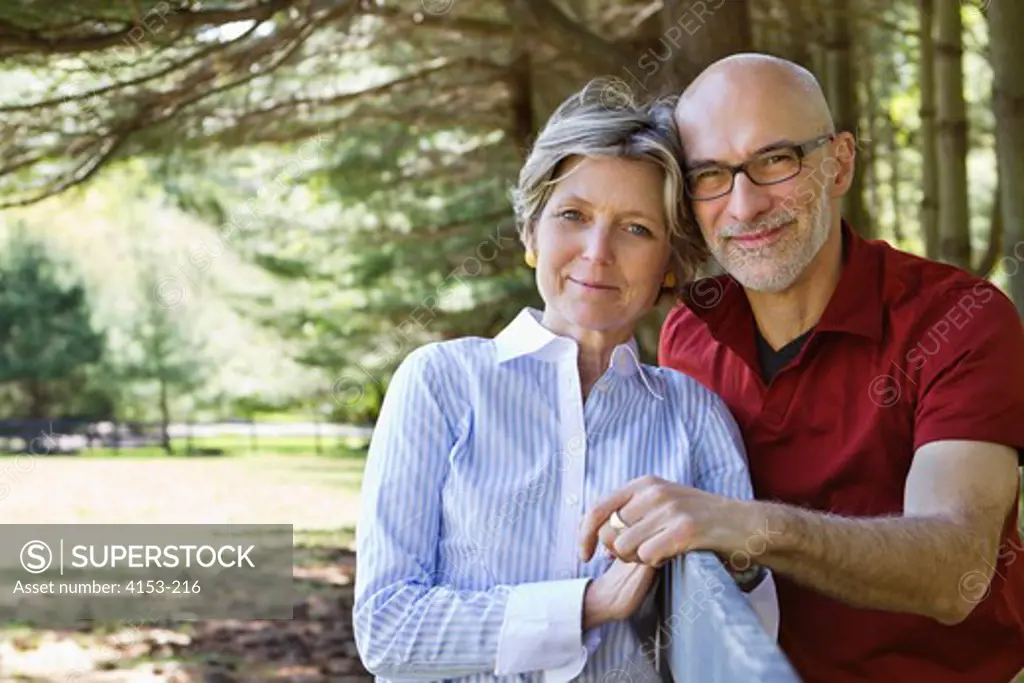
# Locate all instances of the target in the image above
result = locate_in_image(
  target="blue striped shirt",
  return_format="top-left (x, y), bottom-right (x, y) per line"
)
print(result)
top-left (354, 307), bottom-right (777, 682)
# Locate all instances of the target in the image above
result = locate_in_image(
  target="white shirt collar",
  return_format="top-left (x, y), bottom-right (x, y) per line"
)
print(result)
top-left (493, 307), bottom-right (652, 382)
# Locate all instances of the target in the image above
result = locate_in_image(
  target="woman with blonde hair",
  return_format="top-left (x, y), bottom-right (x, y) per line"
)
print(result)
top-left (354, 80), bottom-right (777, 682)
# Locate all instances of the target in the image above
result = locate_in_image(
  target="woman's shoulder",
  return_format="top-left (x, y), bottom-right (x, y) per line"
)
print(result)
top-left (640, 363), bottom-right (728, 407)
top-left (394, 336), bottom-right (498, 388)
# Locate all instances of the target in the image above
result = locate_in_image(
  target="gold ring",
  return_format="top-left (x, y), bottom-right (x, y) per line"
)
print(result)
top-left (609, 510), bottom-right (629, 531)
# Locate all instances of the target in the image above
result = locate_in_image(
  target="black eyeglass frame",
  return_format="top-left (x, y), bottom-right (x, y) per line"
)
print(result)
top-left (684, 133), bottom-right (837, 201)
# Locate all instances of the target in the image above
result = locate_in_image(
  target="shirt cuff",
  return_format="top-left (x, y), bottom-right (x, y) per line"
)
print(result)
top-left (495, 578), bottom-right (592, 679)
top-left (745, 569), bottom-right (780, 641)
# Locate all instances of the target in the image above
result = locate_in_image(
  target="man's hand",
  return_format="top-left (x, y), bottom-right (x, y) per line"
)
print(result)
top-left (580, 443), bottom-right (1020, 626)
top-left (578, 475), bottom-right (750, 567)
top-left (581, 557), bottom-right (658, 631)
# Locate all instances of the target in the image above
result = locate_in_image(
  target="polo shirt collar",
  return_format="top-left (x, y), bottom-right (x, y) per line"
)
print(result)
top-left (494, 307), bottom-right (660, 390)
top-left (684, 220), bottom-right (884, 344)
top-left (814, 221), bottom-right (885, 341)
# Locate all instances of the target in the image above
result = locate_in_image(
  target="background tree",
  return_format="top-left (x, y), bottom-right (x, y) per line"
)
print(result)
top-left (918, 0), bottom-right (940, 259)
top-left (989, 0), bottom-right (1024, 310)
top-left (824, 0), bottom-right (872, 237)
top-left (115, 261), bottom-right (208, 454)
top-left (934, 0), bottom-right (971, 268)
top-left (0, 227), bottom-right (105, 417)
top-left (0, 0), bottom-right (1021, 425)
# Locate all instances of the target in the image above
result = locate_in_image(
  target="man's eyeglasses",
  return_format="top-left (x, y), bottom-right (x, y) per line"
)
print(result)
top-left (684, 134), bottom-right (836, 201)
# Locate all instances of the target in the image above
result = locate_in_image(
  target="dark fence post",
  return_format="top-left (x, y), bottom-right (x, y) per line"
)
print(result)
top-left (314, 414), bottom-right (322, 455)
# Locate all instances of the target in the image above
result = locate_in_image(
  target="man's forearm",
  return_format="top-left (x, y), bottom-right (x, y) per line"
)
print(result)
top-left (733, 501), bottom-right (998, 625)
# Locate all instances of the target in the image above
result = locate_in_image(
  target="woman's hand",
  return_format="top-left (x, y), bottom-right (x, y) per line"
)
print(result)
top-left (581, 557), bottom-right (658, 631)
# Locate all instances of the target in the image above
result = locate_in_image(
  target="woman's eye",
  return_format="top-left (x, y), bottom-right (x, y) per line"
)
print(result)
top-left (627, 223), bottom-right (653, 237)
top-left (558, 209), bottom-right (583, 221)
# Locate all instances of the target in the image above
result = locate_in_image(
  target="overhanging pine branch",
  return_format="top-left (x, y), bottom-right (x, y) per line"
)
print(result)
top-left (0, 24), bottom-right (261, 114)
top-left (506, 0), bottom-right (633, 74)
top-left (0, 0), bottom-right (300, 56)
top-left (363, 5), bottom-right (513, 38)
top-left (0, 132), bottom-right (128, 209)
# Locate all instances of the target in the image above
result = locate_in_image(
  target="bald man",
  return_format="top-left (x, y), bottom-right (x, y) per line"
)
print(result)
top-left (579, 54), bottom-right (1024, 682)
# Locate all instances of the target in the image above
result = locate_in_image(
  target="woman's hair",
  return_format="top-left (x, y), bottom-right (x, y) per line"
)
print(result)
top-left (510, 78), bottom-right (709, 295)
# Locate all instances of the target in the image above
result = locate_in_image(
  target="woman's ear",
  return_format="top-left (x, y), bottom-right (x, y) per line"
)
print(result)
top-left (523, 226), bottom-right (538, 259)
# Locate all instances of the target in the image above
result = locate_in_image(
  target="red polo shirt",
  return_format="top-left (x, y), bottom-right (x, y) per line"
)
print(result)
top-left (659, 222), bottom-right (1024, 683)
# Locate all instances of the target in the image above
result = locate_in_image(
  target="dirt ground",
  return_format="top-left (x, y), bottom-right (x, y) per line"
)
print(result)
top-left (0, 454), bottom-right (373, 682)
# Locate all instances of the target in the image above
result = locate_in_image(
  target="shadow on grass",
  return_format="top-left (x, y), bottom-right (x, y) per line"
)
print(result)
top-left (0, 527), bottom-right (371, 682)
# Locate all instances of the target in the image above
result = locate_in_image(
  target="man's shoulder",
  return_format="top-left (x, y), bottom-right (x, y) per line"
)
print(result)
top-left (660, 280), bottom-right (731, 358)
top-left (876, 240), bottom-right (1018, 325)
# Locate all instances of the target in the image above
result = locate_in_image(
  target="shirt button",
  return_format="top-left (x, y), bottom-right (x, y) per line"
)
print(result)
top-left (566, 494), bottom-right (579, 507)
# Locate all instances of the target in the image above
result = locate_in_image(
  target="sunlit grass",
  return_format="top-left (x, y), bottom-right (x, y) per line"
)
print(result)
top-left (0, 451), bottom-right (367, 526)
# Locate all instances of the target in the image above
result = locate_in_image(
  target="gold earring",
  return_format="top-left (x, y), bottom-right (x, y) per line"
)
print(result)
top-left (662, 271), bottom-right (677, 288)
top-left (525, 251), bottom-right (537, 268)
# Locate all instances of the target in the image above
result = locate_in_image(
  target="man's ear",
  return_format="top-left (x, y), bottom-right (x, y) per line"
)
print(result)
top-left (829, 131), bottom-right (858, 198)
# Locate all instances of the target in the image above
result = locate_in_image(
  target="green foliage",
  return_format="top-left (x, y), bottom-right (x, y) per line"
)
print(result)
top-left (0, 0), bottom-right (1018, 425)
top-left (0, 165), bottom-right (327, 421)
top-left (0, 227), bottom-right (104, 416)
top-left (114, 262), bottom-right (209, 428)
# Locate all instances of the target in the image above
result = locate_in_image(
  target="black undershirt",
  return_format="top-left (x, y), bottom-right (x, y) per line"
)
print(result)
top-left (755, 325), bottom-right (814, 383)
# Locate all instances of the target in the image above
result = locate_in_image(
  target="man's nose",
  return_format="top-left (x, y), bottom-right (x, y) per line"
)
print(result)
top-left (726, 172), bottom-right (774, 223)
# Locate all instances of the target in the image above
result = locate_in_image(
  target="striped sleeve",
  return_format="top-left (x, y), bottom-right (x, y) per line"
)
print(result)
top-left (353, 345), bottom-right (512, 678)
top-left (352, 345), bottom-right (589, 680)
top-left (690, 388), bottom-right (754, 502)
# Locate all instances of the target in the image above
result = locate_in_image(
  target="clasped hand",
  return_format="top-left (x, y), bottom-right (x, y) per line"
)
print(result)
top-left (578, 475), bottom-right (735, 567)
top-left (578, 476), bottom-right (736, 629)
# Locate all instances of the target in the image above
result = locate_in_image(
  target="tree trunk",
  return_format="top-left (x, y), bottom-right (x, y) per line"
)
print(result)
top-left (887, 113), bottom-right (905, 246)
top-left (657, 0), bottom-right (753, 93)
top-left (782, 0), bottom-right (814, 71)
top-left (25, 380), bottom-right (48, 418)
top-left (507, 51), bottom-right (534, 155)
top-left (864, 43), bottom-right (879, 233)
top-left (809, 0), bottom-right (828, 87)
top-left (918, 0), bottom-right (940, 260)
top-left (973, 182), bottom-right (1002, 278)
top-left (934, 0), bottom-right (971, 269)
top-left (511, 0), bottom-right (631, 75)
top-left (989, 0), bottom-right (1024, 312)
top-left (159, 376), bottom-right (173, 455)
top-left (825, 2), bottom-right (872, 238)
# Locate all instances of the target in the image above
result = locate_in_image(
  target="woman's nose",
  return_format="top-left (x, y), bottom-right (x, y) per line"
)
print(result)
top-left (581, 222), bottom-right (615, 263)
